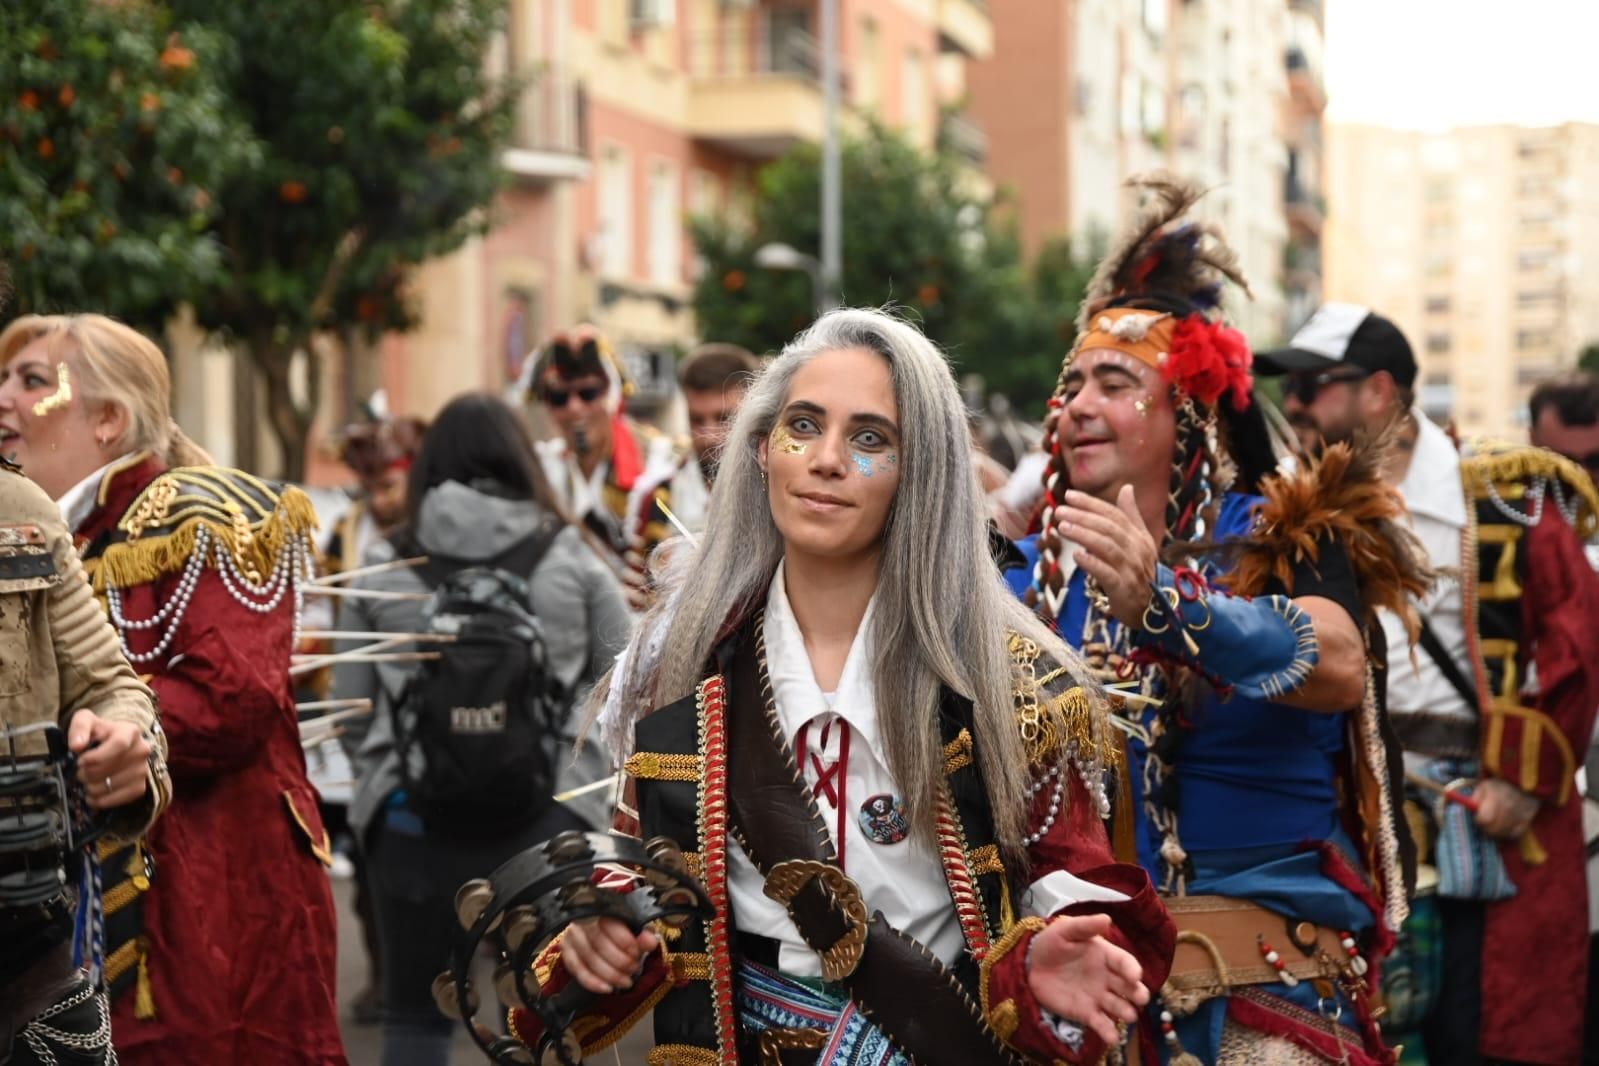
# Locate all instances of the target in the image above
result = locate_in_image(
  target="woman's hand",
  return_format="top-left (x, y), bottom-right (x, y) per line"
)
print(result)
top-left (1058, 486), bottom-right (1159, 629)
top-left (68, 709), bottom-right (151, 810)
top-left (560, 917), bottom-right (660, 995)
top-left (1026, 913), bottom-right (1149, 1048)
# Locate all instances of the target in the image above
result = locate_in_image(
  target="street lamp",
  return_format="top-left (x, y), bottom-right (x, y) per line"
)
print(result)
top-left (754, 242), bottom-right (825, 313)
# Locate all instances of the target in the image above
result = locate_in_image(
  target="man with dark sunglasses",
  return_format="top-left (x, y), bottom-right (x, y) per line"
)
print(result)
top-left (526, 326), bottom-right (678, 570)
top-left (1259, 304), bottom-right (1599, 1066)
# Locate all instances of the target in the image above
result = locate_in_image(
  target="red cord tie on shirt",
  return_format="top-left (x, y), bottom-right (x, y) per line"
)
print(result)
top-left (794, 717), bottom-right (851, 870)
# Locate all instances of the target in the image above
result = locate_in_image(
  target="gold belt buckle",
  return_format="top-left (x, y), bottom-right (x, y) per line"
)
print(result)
top-left (763, 859), bottom-right (869, 982)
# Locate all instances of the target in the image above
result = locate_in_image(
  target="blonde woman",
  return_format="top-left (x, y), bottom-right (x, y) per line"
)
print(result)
top-left (0, 315), bottom-right (345, 1065)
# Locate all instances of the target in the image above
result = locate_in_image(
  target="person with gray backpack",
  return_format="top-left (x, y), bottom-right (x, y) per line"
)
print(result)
top-left (333, 392), bottom-right (632, 1066)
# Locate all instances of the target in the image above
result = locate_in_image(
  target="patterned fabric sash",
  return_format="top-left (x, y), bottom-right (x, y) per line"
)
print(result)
top-left (736, 959), bottom-right (907, 1066)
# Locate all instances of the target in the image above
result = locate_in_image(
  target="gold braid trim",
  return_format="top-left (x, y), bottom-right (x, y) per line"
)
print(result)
top-left (943, 728), bottom-right (974, 774)
top-left (969, 844), bottom-right (1005, 877)
top-left (1009, 632), bottom-right (1120, 769)
top-left (92, 468), bottom-right (318, 591)
top-left (622, 751), bottom-right (703, 782)
top-left (579, 974), bottom-right (676, 1056)
top-left (978, 916), bottom-right (1047, 1042)
top-left (1462, 439), bottom-right (1599, 537)
top-left (647, 1048), bottom-right (721, 1066)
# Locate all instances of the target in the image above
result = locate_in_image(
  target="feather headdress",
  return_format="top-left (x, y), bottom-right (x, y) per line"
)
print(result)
top-left (1076, 174), bottom-right (1252, 331)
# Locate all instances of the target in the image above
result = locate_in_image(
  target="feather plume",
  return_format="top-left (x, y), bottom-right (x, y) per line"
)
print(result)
top-left (1078, 174), bottom-right (1252, 330)
top-left (1219, 429), bottom-right (1437, 643)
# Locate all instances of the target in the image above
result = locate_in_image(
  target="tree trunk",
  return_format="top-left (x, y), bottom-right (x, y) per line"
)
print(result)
top-left (253, 337), bottom-right (313, 482)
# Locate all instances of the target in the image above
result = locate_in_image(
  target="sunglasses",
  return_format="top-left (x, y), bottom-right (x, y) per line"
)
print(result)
top-left (1285, 368), bottom-right (1370, 405)
top-left (542, 384), bottom-right (606, 408)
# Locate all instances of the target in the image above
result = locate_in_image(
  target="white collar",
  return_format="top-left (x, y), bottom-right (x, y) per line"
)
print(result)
top-left (1396, 408), bottom-right (1467, 528)
top-left (57, 455), bottom-right (130, 532)
top-left (762, 560), bottom-right (883, 758)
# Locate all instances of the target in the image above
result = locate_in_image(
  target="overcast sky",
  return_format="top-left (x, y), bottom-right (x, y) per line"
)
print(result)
top-left (1324, 0), bottom-right (1599, 130)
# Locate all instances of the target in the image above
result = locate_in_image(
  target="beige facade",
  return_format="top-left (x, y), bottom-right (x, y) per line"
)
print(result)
top-left (1325, 121), bottom-right (1599, 437)
top-left (179, 0), bottom-right (998, 482)
top-left (970, 0), bottom-right (1313, 347)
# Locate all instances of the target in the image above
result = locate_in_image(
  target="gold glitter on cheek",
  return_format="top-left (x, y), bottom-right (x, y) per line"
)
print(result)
top-left (770, 425), bottom-right (807, 455)
top-left (31, 363), bottom-right (72, 417)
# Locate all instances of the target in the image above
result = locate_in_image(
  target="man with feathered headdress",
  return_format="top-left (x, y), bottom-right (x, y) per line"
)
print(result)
top-left (1004, 177), bottom-right (1431, 1063)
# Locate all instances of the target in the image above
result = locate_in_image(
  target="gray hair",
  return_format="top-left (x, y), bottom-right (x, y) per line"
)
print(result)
top-left (590, 307), bottom-right (1092, 860)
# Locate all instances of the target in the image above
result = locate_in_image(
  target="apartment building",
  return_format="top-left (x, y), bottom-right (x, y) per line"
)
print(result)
top-left (384, 0), bottom-right (993, 421)
top-left (1325, 122), bottom-right (1599, 436)
top-left (969, 0), bottom-right (1316, 347)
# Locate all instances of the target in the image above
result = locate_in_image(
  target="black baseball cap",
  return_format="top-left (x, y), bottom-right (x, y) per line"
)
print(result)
top-left (1254, 304), bottom-right (1417, 388)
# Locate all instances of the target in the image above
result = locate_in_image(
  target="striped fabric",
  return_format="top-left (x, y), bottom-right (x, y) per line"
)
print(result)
top-left (736, 960), bottom-right (906, 1066)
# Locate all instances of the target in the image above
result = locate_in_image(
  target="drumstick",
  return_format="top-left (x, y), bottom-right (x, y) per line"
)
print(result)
top-left (310, 556), bottom-right (427, 586)
top-left (655, 499), bottom-right (699, 546)
top-left (1406, 772), bottom-right (1481, 813)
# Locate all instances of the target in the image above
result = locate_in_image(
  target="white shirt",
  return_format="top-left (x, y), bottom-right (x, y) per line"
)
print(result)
top-left (1380, 412), bottom-right (1474, 755)
top-left (56, 456), bottom-right (128, 532)
top-left (725, 562), bottom-right (1126, 976)
top-left (725, 563), bottom-right (964, 974)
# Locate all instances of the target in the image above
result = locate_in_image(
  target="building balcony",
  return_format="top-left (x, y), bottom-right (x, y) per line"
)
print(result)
top-left (687, 26), bottom-right (825, 159)
top-left (938, 0), bottom-right (994, 61)
top-left (940, 111), bottom-right (988, 166)
top-left (501, 75), bottom-right (590, 183)
top-left (1285, 174), bottom-right (1324, 237)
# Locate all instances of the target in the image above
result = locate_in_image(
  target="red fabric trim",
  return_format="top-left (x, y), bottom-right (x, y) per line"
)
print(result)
top-left (696, 675), bottom-right (740, 1065)
top-left (1226, 992), bottom-right (1390, 1066)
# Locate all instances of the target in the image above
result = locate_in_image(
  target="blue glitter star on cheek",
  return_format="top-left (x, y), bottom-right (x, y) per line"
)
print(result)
top-left (851, 453), bottom-right (875, 477)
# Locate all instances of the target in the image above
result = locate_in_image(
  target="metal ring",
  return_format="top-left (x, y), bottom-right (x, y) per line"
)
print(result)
top-left (104, 776), bottom-right (114, 793)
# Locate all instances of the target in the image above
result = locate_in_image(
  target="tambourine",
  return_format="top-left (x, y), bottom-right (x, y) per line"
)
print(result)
top-left (436, 829), bottom-right (713, 1066)
top-left (0, 722), bottom-right (109, 910)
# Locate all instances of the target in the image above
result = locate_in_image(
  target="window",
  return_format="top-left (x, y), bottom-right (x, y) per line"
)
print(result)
top-left (1142, 0), bottom-right (1167, 38)
top-left (1425, 295), bottom-right (1451, 314)
top-left (901, 49), bottom-right (926, 133)
top-left (599, 145), bottom-right (632, 279)
top-left (1426, 333), bottom-right (1450, 355)
top-left (689, 168), bottom-right (719, 218)
top-left (856, 18), bottom-right (880, 111)
top-left (647, 161), bottom-right (681, 287)
top-left (1517, 290), bottom-right (1560, 306)
top-left (1517, 329), bottom-right (1553, 351)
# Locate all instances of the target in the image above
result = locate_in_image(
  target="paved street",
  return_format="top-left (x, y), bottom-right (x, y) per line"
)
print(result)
top-left (331, 874), bottom-right (658, 1065)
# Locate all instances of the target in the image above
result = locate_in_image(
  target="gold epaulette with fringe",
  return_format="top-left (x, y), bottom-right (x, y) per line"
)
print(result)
top-left (1006, 632), bottom-right (1120, 770)
top-left (1461, 438), bottom-right (1599, 538)
top-left (92, 467), bottom-right (319, 591)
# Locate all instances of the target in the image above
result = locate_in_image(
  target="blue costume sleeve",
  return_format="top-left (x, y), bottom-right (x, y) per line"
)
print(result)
top-left (1131, 564), bottom-right (1319, 701)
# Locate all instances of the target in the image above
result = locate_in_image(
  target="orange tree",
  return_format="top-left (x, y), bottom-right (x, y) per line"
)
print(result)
top-left (0, 0), bottom-right (250, 331)
top-left (167, 0), bottom-right (518, 477)
top-left (690, 122), bottom-right (1094, 414)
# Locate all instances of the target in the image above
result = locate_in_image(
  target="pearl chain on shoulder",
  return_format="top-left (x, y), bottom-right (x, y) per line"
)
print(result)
top-left (109, 529), bottom-right (313, 665)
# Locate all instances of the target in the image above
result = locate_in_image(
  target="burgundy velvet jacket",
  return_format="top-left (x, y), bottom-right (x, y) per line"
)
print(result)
top-left (77, 454), bottom-right (345, 1065)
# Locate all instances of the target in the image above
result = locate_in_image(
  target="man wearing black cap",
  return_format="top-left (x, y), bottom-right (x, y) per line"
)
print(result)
top-left (1262, 305), bottom-right (1599, 1065)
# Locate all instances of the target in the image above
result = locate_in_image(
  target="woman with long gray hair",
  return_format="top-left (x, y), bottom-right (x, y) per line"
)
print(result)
top-left (505, 308), bottom-right (1175, 1065)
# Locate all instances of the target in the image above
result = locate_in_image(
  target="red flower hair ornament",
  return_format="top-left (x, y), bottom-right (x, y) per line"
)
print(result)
top-left (1165, 317), bottom-right (1254, 412)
